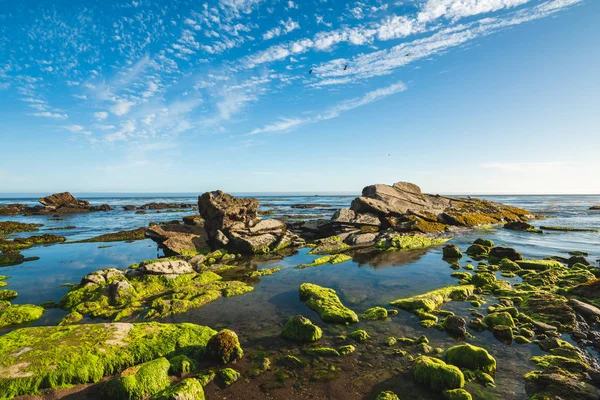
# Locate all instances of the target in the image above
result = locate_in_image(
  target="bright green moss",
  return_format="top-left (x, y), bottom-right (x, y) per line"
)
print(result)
top-left (153, 378), bottom-right (205, 400)
top-left (299, 283), bottom-right (358, 325)
top-left (349, 329), bottom-right (370, 342)
top-left (0, 221), bottom-right (42, 235)
top-left (168, 354), bottom-right (197, 375)
top-left (281, 315), bottom-right (322, 342)
top-left (390, 285), bottom-right (475, 313)
top-left (73, 228), bottom-right (146, 243)
top-left (361, 306), bottom-right (388, 321)
top-left (443, 388), bottom-right (472, 400)
top-left (0, 304), bottom-right (44, 328)
top-left (445, 344), bottom-right (496, 374)
top-left (206, 329), bottom-right (243, 365)
top-left (540, 226), bottom-right (599, 232)
top-left (0, 322), bottom-right (218, 399)
top-left (465, 244), bottom-right (489, 258)
top-left (195, 370), bottom-right (216, 387)
top-left (105, 357), bottom-right (171, 400)
top-left (530, 355), bottom-right (589, 374)
top-left (413, 356), bottom-right (465, 391)
top-left (58, 311), bottom-right (83, 326)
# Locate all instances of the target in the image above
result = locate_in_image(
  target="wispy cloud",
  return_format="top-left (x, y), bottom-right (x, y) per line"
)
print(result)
top-left (249, 81), bottom-right (407, 135)
top-left (30, 112), bottom-right (68, 119)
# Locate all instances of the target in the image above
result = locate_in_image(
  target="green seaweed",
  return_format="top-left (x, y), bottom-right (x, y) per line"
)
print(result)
top-left (299, 283), bottom-right (358, 325)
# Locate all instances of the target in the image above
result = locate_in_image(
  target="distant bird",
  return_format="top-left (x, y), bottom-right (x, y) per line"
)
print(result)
top-left (309, 69), bottom-right (313, 74)
top-left (344, 65), bottom-right (348, 70)
top-left (405, 53), bottom-right (411, 57)
top-left (388, 154), bottom-right (390, 156)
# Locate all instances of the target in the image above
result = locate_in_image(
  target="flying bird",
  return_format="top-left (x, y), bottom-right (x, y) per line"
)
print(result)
top-left (405, 53), bottom-right (411, 57)
top-left (343, 65), bottom-right (348, 70)
top-left (309, 69), bottom-right (313, 74)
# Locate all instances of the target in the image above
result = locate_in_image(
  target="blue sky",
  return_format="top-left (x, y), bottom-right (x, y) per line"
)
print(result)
top-left (1, 0), bottom-right (598, 194)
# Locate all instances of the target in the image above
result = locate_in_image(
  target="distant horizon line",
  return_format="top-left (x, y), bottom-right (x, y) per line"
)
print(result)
top-left (1, 191), bottom-right (600, 198)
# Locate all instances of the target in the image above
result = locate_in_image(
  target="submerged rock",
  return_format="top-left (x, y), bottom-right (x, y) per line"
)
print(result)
top-left (443, 244), bottom-right (463, 259)
top-left (281, 315), bottom-right (322, 342)
top-left (299, 283), bottom-right (358, 325)
top-left (74, 228), bottom-right (146, 243)
top-left (0, 322), bottom-right (221, 399)
top-left (413, 355), bottom-right (465, 391)
top-left (206, 329), bottom-right (243, 364)
top-left (0, 221), bottom-right (43, 235)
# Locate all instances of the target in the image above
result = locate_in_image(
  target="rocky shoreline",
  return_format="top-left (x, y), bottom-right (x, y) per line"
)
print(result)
top-left (1, 181), bottom-right (600, 400)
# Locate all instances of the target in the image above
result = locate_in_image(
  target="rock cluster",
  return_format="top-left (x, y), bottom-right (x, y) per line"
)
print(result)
top-left (145, 217), bottom-right (210, 256)
top-left (0, 192), bottom-right (111, 215)
top-left (292, 181), bottom-right (536, 245)
top-left (197, 190), bottom-right (304, 254)
top-left (123, 202), bottom-right (195, 211)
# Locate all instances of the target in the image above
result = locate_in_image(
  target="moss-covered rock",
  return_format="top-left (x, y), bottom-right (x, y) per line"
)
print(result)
top-left (0, 289), bottom-right (17, 301)
top-left (105, 357), bottom-right (171, 400)
top-left (390, 285), bottom-right (475, 314)
top-left (472, 272), bottom-right (496, 288)
top-left (445, 344), bottom-right (496, 374)
top-left (0, 322), bottom-right (218, 398)
top-left (465, 244), bottom-right (489, 258)
top-left (153, 378), bottom-right (205, 400)
top-left (206, 329), bottom-right (243, 364)
top-left (58, 311), bottom-right (83, 326)
top-left (474, 238), bottom-right (494, 248)
top-left (483, 311), bottom-right (516, 328)
top-left (378, 234), bottom-right (450, 251)
top-left (413, 356), bottom-right (465, 391)
top-left (0, 303), bottom-right (44, 328)
top-left (217, 367), bottom-right (240, 386)
top-left (376, 390), bottom-right (400, 400)
top-left (195, 370), bottom-right (216, 387)
top-left (297, 254), bottom-right (351, 269)
top-left (349, 329), bottom-right (370, 342)
top-left (306, 347), bottom-right (340, 357)
top-left (0, 221), bottom-right (42, 235)
top-left (516, 259), bottom-right (564, 271)
top-left (338, 344), bottom-right (356, 355)
top-left (299, 283), bottom-right (358, 325)
top-left (520, 292), bottom-right (576, 332)
top-left (246, 266), bottom-right (281, 278)
top-left (281, 315), bottom-right (322, 342)
top-left (443, 244), bottom-right (463, 259)
top-left (443, 388), bottom-right (472, 400)
top-left (168, 354), bottom-right (197, 376)
top-left (361, 306), bottom-right (388, 320)
top-left (73, 228), bottom-right (146, 243)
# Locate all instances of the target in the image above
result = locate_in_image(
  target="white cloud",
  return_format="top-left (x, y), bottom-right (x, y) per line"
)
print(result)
top-left (63, 125), bottom-right (84, 132)
top-left (110, 99), bottom-right (135, 116)
top-left (105, 120), bottom-right (136, 142)
top-left (250, 81), bottom-right (407, 134)
top-left (418, 0), bottom-right (532, 23)
top-left (94, 111), bottom-right (109, 120)
top-left (30, 112), bottom-right (68, 119)
top-left (93, 124), bottom-right (116, 131)
top-left (263, 18), bottom-right (300, 40)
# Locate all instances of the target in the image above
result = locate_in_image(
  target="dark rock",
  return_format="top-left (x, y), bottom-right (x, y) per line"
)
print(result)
top-left (290, 204), bottom-right (332, 209)
top-left (589, 205), bottom-right (600, 210)
top-left (568, 256), bottom-right (590, 267)
top-left (443, 315), bottom-right (467, 337)
top-left (145, 222), bottom-right (209, 256)
top-left (442, 244), bottom-right (462, 259)
top-left (198, 191), bottom-right (259, 236)
top-left (489, 247), bottom-right (523, 261)
top-left (504, 221), bottom-right (537, 231)
top-left (569, 299), bottom-right (600, 320)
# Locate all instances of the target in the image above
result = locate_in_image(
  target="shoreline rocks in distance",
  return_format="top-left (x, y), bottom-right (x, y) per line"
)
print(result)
top-left (0, 192), bottom-right (112, 216)
top-left (123, 202), bottom-right (196, 211)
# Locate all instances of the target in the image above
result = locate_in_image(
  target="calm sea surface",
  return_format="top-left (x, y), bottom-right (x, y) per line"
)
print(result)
top-left (1, 193), bottom-right (599, 399)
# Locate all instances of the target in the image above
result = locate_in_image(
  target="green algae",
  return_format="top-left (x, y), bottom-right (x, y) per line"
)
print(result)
top-left (60, 268), bottom-right (253, 320)
top-left (105, 357), bottom-right (171, 400)
top-left (308, 236), bottom-right (350, 255)
top-left (306, 347), bottom-right (340, 357)
top-left (445, 344), bottom-right (496, 374)
top-left (540, 226), bottom-right (600, 232)
top-left (299, 283), bottom-right (358, 325)
top-left (72, 228), bottom-right (146, 243)
top-left (195, 370), bottom-right (216, 387)
top-left (376, 235), bottom-right (449, 251)
top-left (413, 356), bottom-right (465, 391)
top-left (0, 221), bottom-right (42, 235)
top-left (246, 266), bottom-right (281, 278)
top-left (0, 289), bottom-right (17, 301)
top-left (153, 378), bottom-right (205, 400)
top-left (0, 322), bottom-right (218, 399)
top-left (0, 304), bottom-right (44, 328)
top-left (516, 259), bottom-right (564, 271)
top-left (281, 315), bottom-right (322, 342)
top-left (465, 244), bottom-right (489, 258)
top-left (361, 306), bottom-right (388, 320)
top-left (483, 311), bottom-right (516, 328)
top-left (443, 244), bottom-right (463, 259)
top-left (471, 272), bottom-right (496, 288)
top-left (443, 388), bottom-right (472, 400)
top-left (297, 254), bottom-right (351, 269)
top-left (390, 285), bottom-right (475, 314)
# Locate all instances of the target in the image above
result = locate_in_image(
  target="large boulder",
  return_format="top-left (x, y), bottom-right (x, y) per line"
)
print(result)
top-left (197, 191), bottom-right (303, 254)
top-left (145, 222), bottom-right (209, 256)
top-left (198, 191), bottom-right (259, 236)
top-left (38, 192), bottom-right (112, 213)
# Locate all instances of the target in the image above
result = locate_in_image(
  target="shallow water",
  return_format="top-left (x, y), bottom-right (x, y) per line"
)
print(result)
top-left (1, 194), bottom-right (600, 399)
